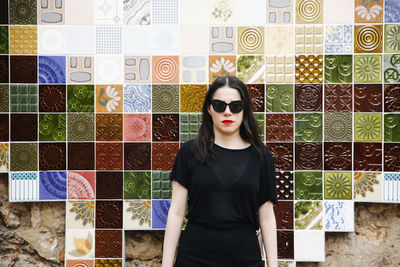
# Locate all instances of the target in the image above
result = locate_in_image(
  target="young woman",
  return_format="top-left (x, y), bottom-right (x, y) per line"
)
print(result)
top-left (162, 76), bottom-right (278, 267)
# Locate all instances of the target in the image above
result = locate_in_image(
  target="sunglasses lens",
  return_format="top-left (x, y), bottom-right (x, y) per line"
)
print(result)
top-left (230, 102), bottom-right (243, 113)
top-left (211, 100), bottom-right (226, 112)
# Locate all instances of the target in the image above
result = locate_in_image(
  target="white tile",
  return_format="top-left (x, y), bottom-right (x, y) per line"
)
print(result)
top-left (95, 56), bottom-right (124, 83)
top-left (66, 26), bottom-right (95, 55)
top-left (324, 0), bottom-right (354, 23)
top-left (236, 0), bottom-right (266, 25)
top-left (294, 230), bottom-right (325, 261)
top-left (180, 0), bottom-right (209, 24)
top-left (123, 26), bottom-right (152, 55)
top-left (324, 200), bottom-right (354, 232)
top-left (39, 26), bottom-right (67, 54)
top-left (152, 25), bottom-right (180, 55)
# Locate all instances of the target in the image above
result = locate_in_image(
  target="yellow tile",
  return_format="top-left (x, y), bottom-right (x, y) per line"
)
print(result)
top-left (9, 26), bottom-right (37, 54)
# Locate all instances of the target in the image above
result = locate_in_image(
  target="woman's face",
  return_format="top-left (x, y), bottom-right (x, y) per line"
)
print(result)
top-left (207, 86), bottom-right (244, 137)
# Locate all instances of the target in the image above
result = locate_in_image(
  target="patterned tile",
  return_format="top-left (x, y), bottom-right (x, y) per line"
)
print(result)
top-left (295, 25), bottom-right (323, 54)
top-left (324, 84), bottom-right (352, 112)
top-left (237, 27), bottom-right (264, 54)
top-left (265, 26), bottom-right (294, 54)
top-left (0, 85), bottom-right (9, 112)
top-left (276, 172), bottom-right (294, 200)
top-left (9, 26), bottom-right (37, 54)
top-left (124, 56), bottom-right (151, 83)
top-left (354, 172), bottom-right (382, 201)
top-left (10, 56), bottom-right (37, 83)
top-left (384, 114), bottom-right (400, 142)
top-left (65, 229), bottom-right (94, 259)
top-left (266, 0), bottom-right (293, 24)
top-left (96, 85), bottom-right (123, 113)
top-left (324, 172), bottom-right (352, 199)
top-left (153, 0), bottom-right (178, 24)
top-left (277, 231), bottom-right (294, 259)
top-left (0, 114), bottom-right (8, 141)
top-left (354, 25), bottom-right (383, 53)
top-left (152, 25), bottom-right (179, 54)
top-left (66, 260), bottom-right (94, 267)
top-left (123, 200), bottom-right (152, 229)
top-left (96, 200), bottom-right (123, 228)
top-left (209, 55), bottom-right (236, 82)
top-left (124, 114), bottom-right (151, 142)
top-left (68, 113), bottom-right (95, 142)
top-left (10, 114), bottom-right (37, 141)
top-left (210, 26), bottom-right (236, 54)
top-left (180, 113), bottom-right (202, 141)
top-left (10, 143), bottom-right (37, 171)
top-left (38, 26), bottom-right (66, 54)
top-left (152, 114), bottom-right (179, 142)
top-left (324, 142), bottom-right (352, 171)
top-left (39, 85), bottom-right (66, 112)
top-left (353, 143), bottom-right (382, 171)
top-left (39, 171), bottom-right (67, 199)
top-left (68, 171), bottom-right (96, 200)
top-left (66, 200), bottom-right (95, 228)
top-left (266, 114), bottom-right (294, 142)
top-left (384, 54), bottom-right (400, 83)
top-left (266, 143), bottom-right (294, 171)
top-left (9, 172), bottom-right (38, 201)
top-left (124, 84), bottom-right (151, 113)
top-left (39, 56), bottom-right (66, 84)
top-left (95, 142), bottom-right (123, 170)
top-left (324, 113), bottom-right (352, 141)
top-left (324, 55), bottom-right (353, 83)
top-left (384, 143), bottom-right (400, 171)
top-left (152, 171), bottom-right (172, 199)
top-left (39, 114), bottom-right (66, 141)
top-left (324, 25), bottom-right (353, 53)
top-left (296, 0), bottom-right (323, 24)
top-left (152, 142), bottom-right (179, 171)
top-left (354, 84), bottom-right (382, 112)
top-left (295, 55), bottom-right (323, 84)
top-left (266, 55), bottom-right (294, 83)
top-left (0, 143), bottom-right (9, 171)
top-left (152, 199), bottom-right (170, 228)
top-left (38, 0), bottom-right (65, 24)
top-left (9, 0), bottom-right (37, 25)
top-left (294, 201), bottom-right (323, 229)
top-left (180, 85), bottom-right (207, 112)
top-left (273, 201), bottom-right (294, 229)
top-left (355, 0), bottom-right (383, 23)
top-left (10, 84), bottom-right (38, 112)
top-left (385, 0), bottom-right (400, 23)
top-left (209, 0), bottom-right (235, 24)
top-left (324, 200), bottom-right (354, 231)
top-left (152, 56), bottom-right (179, 83)
top-left (384, 84), bottom-right (400, 112)
top-left (124, 171), bottom-right (151, 199)
top-left (96, 114), bottom-right (123, 141)
top-left (295, 113), bottom-right (322, 142)
top-left (96, 27), bottom-right (122, 54)
top-left (237, 56), bottom-right (265, 84)
top-left (295, 84), bottom-right (322, 112)
top-left (124, 143), bottom-right (151, 170)
top-left (354, 55), bottom-right (382, 83)
top-left (152, 84), bottom-right (179, 113)
top-left (354, 113), bottom-right (382, 142)
top-left (0, 55), bottom-right (8, 83)
top-left (248, 84), bottom-right (265, 112)
top-left (265, 84), bottom-right (293, 112)
top-left (383, 173), bottom-right (400, 202)
top-left (124, 0), bottom-right (151, 25)
top-left (294, 172), bottom-right (322, 200)
top-left (67, 56), bottom-right (94, 84)
top-left (295, 142), bottom-right (322, 170)
top-left (96, 172), bottom-right (123, 199)
top-left (95, 56), bottom-right (124, 84)
top-left (95, 0), bottom-right (123, 25)
top-left (95, 230), bottom-right (123, 258)
top-left (68, 142), bottom-right (95, 170)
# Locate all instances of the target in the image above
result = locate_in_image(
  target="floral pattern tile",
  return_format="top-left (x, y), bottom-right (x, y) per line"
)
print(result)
top-left (266, 114), bottom-right (294, 142)
top-left (385, 24), bottom-right (400, 53)
top-left (96, 85), bottom-right (123, 113)
top-left (354, 172), bottom-right (382, 201)
top-left (324, 172), bottom-right (352, 199)
top-left (152, 84), bottom-right (179, 113)
top-left (39, 85), bottom-right (66, 112)
top-left (354, 55), bottom-right (382, 83)
top-left (68, 113), bottom-right (95, 142)
top-left (295, 84), bottom-right (322, 112)
top-left (124, 114), bottom-right (151, 142)
top-left (68, 171), bottom-right (96, 200)
top-left (294, 201), bottom-right (323, 230)
top-left (39, 143), bottom-right (67, 170)
top-left (324, 25), bottom-right (353, 53)
top-left (384, 85), bottom-right (400, 112)
top-left (324, 142), bottom-right (352, 171)
top-left (10, 142), bottom-right (37, 171)
top-left (354, 113), bottom-right (382, 142)
top-left (355, 0), bottom-right (383, 23)
top-left (67, 201), bottom-right (95, 229)
top-left (295, 142), bottom-right (322, 170)
top-left (9, 0), bottom-right (37, 25)
top-left (237, 56), bottom-right (265, 84)
top-left (124, 84), bottom-right (151, 113)
top-left (123, 200), bottom-right (152, 229)
top-left (209, 55), bottom-right (236, 82)
top-left (324, 113), bottom-right (352, 142)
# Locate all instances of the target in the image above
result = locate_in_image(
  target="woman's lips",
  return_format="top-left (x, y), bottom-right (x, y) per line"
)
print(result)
top-left (222, 120), bottom-right (234, 124)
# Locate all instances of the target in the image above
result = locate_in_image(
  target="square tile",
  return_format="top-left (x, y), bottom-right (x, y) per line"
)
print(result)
top-left (10, 56), bottom-right (37, 83)
top-left (296, 0), bottom-right (323, 24)
top-left (0, 55), bottom-right (8, 83)
top-left (124, 143), bottom-right (151, 170)
top-left (276, 171), bottom-right (294, 200)
top-left (383, 173), bottom-right (400, 202)
top-left (123, 200), bottom-right (152, 229)
top-left (384, 114), bottom-right (400, 142)
top-left (354, 113), bottom-right (382, 141)
top-left (124, 0), bottom-right (151, 25)
top-left (152, 199), bottom-right (170, 228)
top-left (354, 84), bottom-right (382, 112)
top-left (96, 27), bottom-right (122, 54)
top-left (123, 84), bottom-right (151, 113)
top-left (385, 0), bottom-right (400, 23)
top-left (124, 56), bottom-right (151, 84)
top-left (324, 55), bottom-right (353, 83)
top-left (265, 84), bottom-right (293, 112)
top-left (95, 56), bottom-right (124, 84)
top-left (96, 201), bottom-right (123, 228)
top-left (123, 26), bottom-right (151, 55)
top-left (152, 56), bottom-right (179, 83)
top-left (95, 85), bottom-right (123, 113)
top-left (152, 0), bottom-right (178, 24)
top-left (11, 114), bottom-right (38, 141)
top-left (294, 201), bottom-right (323, 229)
top-left (0, 114), bottom-right (8, 141)
top-left (9, 26), bottom-right (37, 54)
top-left (66, 0), bottom-right (95, 24)
top-left (277, 231), bottom-right (294, 259)
top-left (67, 56), bottom-right (94, 84)
top-left (39, 143), bottom-right (65, 171)
top-left (38, 56), bottom-right (66, 84)
top-left (384, 143), bottom-right (400, 171)
top-left (66, 260), bottom-right (94, 267)
top-left (152, 26), bottom-right (179, 55)
top-left (295, 142), bottom-right (322, 170)
top-left (324, 25), bottom-right (353, 53)
top-left (152, 84), bottom-right (179, 113)
top-left (180, 0), bottom-right (208, 24)
top-left (295, 84), bottom-right (322, 112)
top-left (95, 142), bottom-right (123, 170)
top-left (10, 143), bottom-right (37, 171)
top-left (39, 171), bottom-right (67, 200)
top-left (124, 171), bottom-right (151, 199)
top-left (68, 142), bottom-right (95, 170)
top-left (96, 171), bottom-right (123, 199)
top-left (295, 113), bottom-right (322, 142)
top-left (266, 55), bottom-right (294, 83)
top-left (294, 172), bottom-right (322, 200)
top-left (9, 0), bottom-right (37, 24)
top-left (236, 0), bottom-right (266, 25)
top-left (179, 27), bottom-right (208, 55)
top-left (355, 0), bottom-right (383, 23)
top-left (95, 0), bottom-right (123, 25)
top-left (67, 85), bottom-right (95, 112)
top-left (38, 26), bottom-right (66, 54)
top-left (180, 85), bottom-right (207, 112)
top-left (266, 114), bottom-right (293, 142)
top-left (295, 55), bottom-right (323, 84)
top-left (39, 114), bottom-right (66, 141)
top-left (66, 26), bottom-right (96, 55)
top-left (295, 25), bottom-right (323, 54)
top-left (67, 200), bottom-right (95, 229)
top-left (324, 84), bottom-right (352, 112)
top-left (209, 55), bottom-right (236, 82)
top-left (9, 172), bottom-right (39, 201)
top-left (0, 0), bottom-right (8, 24)
top-left (210, 26), bottom-right (235, 54)
top-left (95, 259), bottom-right (122, 266)
top-left (248, 84), bottom-right (265, 112)
top-left (0, 85), bottom-right (9, 112)
top-left (324, 142), bottom-right (352, 170)
top-left (124, 114), bottom-right (151, 142)
top-left (354, 172), bottom-right (382, 201)
top-left (237, 56), bottom-right (265, 84)
top-left (273, 200), bottom-right (293, 229)
top-left (294, 230), bottom-right (325, 261)
top-left (237, 27), bottom-right (264, 54)
top-left (324, 0), bottom-right (353, 23)
top-left (265, 26), bottom-right (294, 54)
top-left (324, 172), bottom-right (352, 199)
top-left (0, 143), bottom-right (9, 171)
top-left (152, 142), bottom-right (179, 171)
top-left (39, 85), bottom-right (66, 112)
top-left (68, 171), bottom-right (96, 200)
top-left (354, 55), bottom-right (382, 83)
top-left (266, 0), bottom-right (293, 24)
top-left (255, 113), bottom-right (265, 142)
top-left (96, 114), bottom-right (123, 141)
top-left (209, 0), bottom-right (235, 24)
top-left (324, 113), bottom-right (352, 142)
top-left (152, 171), bottom-right (172, 199)
top-left (180, 56), bottom-right (207, 84)
top-left (266, 143), bottom-right (293, 171)
top-left (180, 113), bottom-right (202, 141)
top-left (38, 0), bottom-right (65, 24)
top-left (10, 84), bottom-right (38, 112)
top-left (384, 54), bottom-right (400, 83)
top-left (65, 229), bottom-right (94, 259)
top-left (354, 143), bottom-right (382, 171)
top-left (384, 84), bottom-right (400, 112)
top-left (354, 25), bottom-right (383, 53)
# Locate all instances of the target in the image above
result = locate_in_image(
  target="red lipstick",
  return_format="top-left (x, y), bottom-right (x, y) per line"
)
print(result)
top-left (222, 120), bottom-right (234, 124)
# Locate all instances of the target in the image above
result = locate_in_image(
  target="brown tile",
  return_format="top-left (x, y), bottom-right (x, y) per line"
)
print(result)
top-left (124, 143), bottom-right (151, 170)
top-left (0, 0), bottom-right (8, 24)
top-left (10, 56), bottom-right (37, 83)
top-left (276, 171), bottom-right (293, 200)
top-left (295, 84), bottom-right (323, 111)
top-left (0, 114), bottom-right (9, 141)
top-left (266, 114), bottom-right (293, 142)
top-left (68, 142), bottom-right (94, 170)
top-left (324, 142), bottom-right (352, 170)
top-left (277, 230), bottom-right (294, 259)
top-left (96, 114), bottom-right (123, 141)
top-left (266, 143), bottom-right (293, 171)
top-left (273, 201), bottom-right (293, 229)
top-left (96, 142), bottom-right (123, 170)
top-left (96, 201), bottom-right (123, 229)
top-left (39, 143), bottom-right (66, 170)
top-left (384, 84), bottom-right (400, 112)
top-left (0, 55), bottom-right (8, 83)
top-left (384, 143), bottom-right (400, 171)
top-left (354, 143), bottom-right (382, 171)
top-left (324, 84), bottom-right (352, 112)
top-left (295, 142), bottom-right (322, 170)
top-left (96, 172), bottom-right (123, 199)
top-left (152, 142), bottom-right (179, 171)
top-left (247, 84), bottom-right (265, 112)
top-left (95, 230), bottom-right (123, 258)
top-left (11, 114), bottom-right (37, 141)
top-left (354, 84), bottom-right (382, 112)
top-left (39, 85), bottom-right (66, 112)
top-left (152, 114), bottom-right (179, 142)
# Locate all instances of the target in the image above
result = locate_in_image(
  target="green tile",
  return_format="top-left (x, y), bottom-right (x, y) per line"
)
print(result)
top-left (255, 113), bottom-right (265, 142)
top-left (384, 54), bottom-right (400, 83)
top-left (68, 113), bottom-right (95, 141)
top-left (67, 85), bottom-right (94, 112)
top-left (0, 26), bottom-right (8, 54)
top-left (295, 113), bottom-right (322, 142)
top-left (354, 55), bottom-right (382, 83)
top-left (152, 84), bottom-right (179, 113)
top-left (354, 113), bottom-right (382, 142)
top-left (384, 114), bottom-right (400, 142)
top-left (0, 85), bottom-right (9, 112)
top-left (124, 171), bottom-right (151, 199)
top-left (10, 142), bottom-right (37, 171)
top-left (237, 55), bottom-right (265, 83)
top-left (10, 84), bottom-right (38, 112)
top-left (152, 171), bottom-right (172, 199)
top-left (324, 113), bottom-right (352, 141)
top-left (324, 172), bottom-right (352, 200)
top-left (384, 24), bottom-right (400, 53)
top-left (265, 84), bottom-right (293, 112)
top-left (39, 114), bottom-right (66, 141)
top-left (324, 55), bottom-right (352, 83)
top-left (180, 113), bottom-right (202, 141)
top-left (294, 201), bottom-right (323, 230)
top-left (295, 171), bottom-right (322, 200)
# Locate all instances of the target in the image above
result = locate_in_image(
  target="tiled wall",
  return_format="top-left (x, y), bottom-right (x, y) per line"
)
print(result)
top-left (0, 0), bottom-right (400, 266)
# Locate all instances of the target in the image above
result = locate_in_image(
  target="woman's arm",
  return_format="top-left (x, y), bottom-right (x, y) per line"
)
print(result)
top-left (162, 180), bottom-right (188, 267)
top-left (259, 201), bottom-right (278, 267)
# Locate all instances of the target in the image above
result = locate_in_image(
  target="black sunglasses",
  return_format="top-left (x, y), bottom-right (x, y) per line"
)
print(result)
top-left (210, 99), bottom-right (244, 113)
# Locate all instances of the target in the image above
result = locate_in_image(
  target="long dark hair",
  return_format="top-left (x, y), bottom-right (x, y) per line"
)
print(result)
top-left (192, 76), bottom-right (265, 165)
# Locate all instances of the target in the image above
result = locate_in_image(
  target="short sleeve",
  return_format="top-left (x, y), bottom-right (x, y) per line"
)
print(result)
top-left (258, 149), bottom-right (278, 206)
top-left (169, 141), bottom-right (191, 189)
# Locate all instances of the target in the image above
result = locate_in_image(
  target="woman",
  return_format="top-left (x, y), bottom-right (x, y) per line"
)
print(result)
top-left (162, 76), bottom-right (278, 267)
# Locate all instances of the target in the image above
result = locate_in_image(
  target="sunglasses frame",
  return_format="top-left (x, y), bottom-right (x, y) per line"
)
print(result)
top-left (210, 99), bottom-right (244, 114)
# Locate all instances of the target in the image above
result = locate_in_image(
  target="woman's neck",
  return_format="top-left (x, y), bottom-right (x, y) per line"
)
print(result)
top-left (213, 132), bottom-right (250, 149)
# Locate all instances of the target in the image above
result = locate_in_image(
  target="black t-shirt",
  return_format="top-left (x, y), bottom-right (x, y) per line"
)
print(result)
top-left (169, 140), bottom-right (278, 230)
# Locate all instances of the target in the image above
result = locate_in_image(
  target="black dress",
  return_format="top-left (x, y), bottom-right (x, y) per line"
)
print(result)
top-left (169, 140), bottom-right (278, 267)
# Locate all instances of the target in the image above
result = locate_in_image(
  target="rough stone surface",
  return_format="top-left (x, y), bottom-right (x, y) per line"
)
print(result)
top-left (1, 176), bottom-right (400, 266)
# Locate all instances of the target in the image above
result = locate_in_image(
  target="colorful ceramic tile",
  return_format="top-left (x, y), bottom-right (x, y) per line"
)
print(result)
top-left (10, 143), bottom-right (37, 171)
top-left (324, 25), bottom-right (353, 53)
top-left (210, 26), bottom-right (236, 54)
top-left (295, 84), bottom-right (322, 112)
top-left (383, 173), bottom-right (400, 202)
top-left (384, 143), bottom-right (400, 171)
top-left (10, 114), bottom-right (38, 141)
top-left (180, 85), bottom-right (207, 112)
top-left (324, 201), bottom-right (354, 231)
top-left (67, 56), bottom-right (94, 84)
top-left (124, 56), bottom-right (151, 83)
top-left (96, 114), bottom-right (123, 141)
top-left (66, 260), bottom-right (94, 267)
top-left (247, 84), bottom-right (265, 112)
top-left (9, 0), bottom-right (37, 24)
top-left (266, 55), bottom-right (294, 83)
top-left (295, 55), bottom-right (323, 84)
top-left (276, 172), bottom-right (294, 200)
top-left (266, 114), bottom-right (294, 142)
top-left (266, 143), bottom-right (294, 171)
top-left (209, 0), bottom-right (235, 24)
top-left (67, 200), bottom-right (95, 228)
top-left (384, 54), bottom-right (400, 83)
top-left (277, 231), bottom-right (294, 259)
top-left (255, 113), bottom-right (265, 142)
top-left (324, 113), bottom-right (352, 141)
top-left (295, 172), bottom-right (322, 200)
top-left (180, 56), bottom-right (207, 84)
top-left (296, 0), bottom-right (323, 24)
top-left (0, 85), bottom-right (9, 112)
top-left (124, 171), bottom-right (151, 199)
top-left (266, 0), bottom-right (293, 24)
top-left (124, 143), bottom-right (151, 170)
top-left (96, 172), bottom-right (123, 199)
top-left (39, 114), bottom-right (66, 141)
top-left (123, 200), bottom-right (152, 229)
top-left (0, 114), bottom-right (8, 141)
top-left (324, 84), bottom-right (352, 112)
top-left (384, 84), bottom-right (400, 112)
top-left (295, 142), bottom-right (322, 170)
top-left (209, 55), bottom-right (236, 82)
top-left (68, 143), bottom-right (95, 170)
top-left (354, 55), bottom-right (382, 83)
top-left (68, 171), bottom-right (96, 200)
top-left (96, 142), bottom-right (123, 170)
top-left (294, 201), bottom-right (323, 230)
top-left (324, 55), bottom-right (352, 83)
top-left (324, 172), bottom-right (352, 199)
top-left (237, 27), bottom-right (264, 54)
top-left (265, 26), bottom-right (294, 54)
top-left (68, 113), bottom-right (95, 142)
top-left (9, 172), bottom-right (39, 201)
top-left (385, 0), bottom-right (400, 23)
top-left (152, 142), bottom-right (179, 171)
top-left (95, 259), bottom-right (122, 266)
top-left (39, 171), bottom-right (67, 200)
top-left (96, 200), bottom-right (123, 228)
top-left (66, 229), bottom-right (95, 259)
top-left (265, 84), bottom-right (293, 112)
top-left (152, 25), bottom-right (179, 54)
top-left (95, 0), bottom-right (123, 25)
top-left (95, 85), bottom-right (123, 113)
top-left (38, 26), bottom-right (66, 54)
top-left (152, 171), bottom-right (172, 199)
top-left (354, 84), bottom-right (382, 112)
top-left (152, 199), bottom-right (171, 228)
top-left (152, 114), bottom-right (179, 142)
top-left (152, 56), bottom-right (179, 83)
top-left (9, 26), bottom-right (36, 54)
top-left (354, 143), bottom-right (382, 171)
top-left (39, 56), bottom-right (66, 84)
top-left (96, 27), bottom-right (122, 54)
top-left (95, 229), bottom-right (123, 258)
top-left (39, 143), bottom-right (66, 170)
top-left (153, 0), bottom-right (178, 24)
top-left (354, 113), bottom-right (382, 141)
top-left (0, 143), bottom-right (9, 171)
top-left (384, 114), bottom-right (400, 142)
top-left (124, 0), bottom-right (151, 24)
top-left (324, 142), bottom-right (352, 170)
top-left (124, 114), bottom-right (151, 142)
top-left (237, 56), bottom-right (265, 84)
top-left (152, 84), bottom-right (179, 113)
top-left (95, 56), bottom-right (123, 84)
top-left (39, 85), bottom-right (66, 112)
top-left (355, 0), bottom-right (383, 23)
top-left (273, 201), bottom-right (294, 229)
top-left (9, 56), bottom-right (37, 83)
top-left (123, 84), bottom-right (151, 113)
top-left (295, 113), bottom-right (322, 142)
top-left (294, 230), bottom-right (325, 261)
top-left (295, 25), bottom-right (323, 54)
top-left (354, 25), bottom-right (383, 53)
top-left (38, 0), bottom-right (65, 24)
top-left (67, 85), bottom-right (95, 112)
top-left (10, 84), bottom-right (38, 112)
top-left (354, 172), bottom-right (382, 201)
top-left (180, 113), bottom-right (202, 141)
